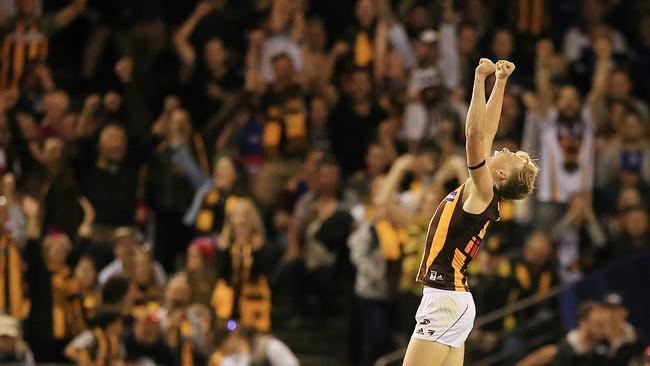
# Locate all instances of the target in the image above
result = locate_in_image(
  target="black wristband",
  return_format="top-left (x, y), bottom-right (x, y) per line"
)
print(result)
top-left (468, 160), bottom-right (486, 170)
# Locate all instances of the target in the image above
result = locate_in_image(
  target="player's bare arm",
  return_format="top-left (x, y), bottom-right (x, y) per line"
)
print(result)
top-left (484, 61), bottom-right (516, 156)
top-left (464, 58), bottom-right (496, 213)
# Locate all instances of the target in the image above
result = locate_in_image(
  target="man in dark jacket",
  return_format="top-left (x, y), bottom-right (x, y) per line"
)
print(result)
top-left (553, 301), bottom-right (611, 366)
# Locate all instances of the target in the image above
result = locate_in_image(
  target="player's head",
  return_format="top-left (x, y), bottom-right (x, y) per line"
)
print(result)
top-left (487, 148), bottom-right (539, 200)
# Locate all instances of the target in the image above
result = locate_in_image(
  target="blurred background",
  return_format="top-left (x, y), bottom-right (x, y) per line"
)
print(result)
top-left (0, 0), bottom-right (648, 365)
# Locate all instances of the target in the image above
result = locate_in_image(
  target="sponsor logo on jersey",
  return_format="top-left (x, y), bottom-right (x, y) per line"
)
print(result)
top-left (429, 271), bottom-right (444, 281)
top-left (444, 191), bottom-right (458, 202)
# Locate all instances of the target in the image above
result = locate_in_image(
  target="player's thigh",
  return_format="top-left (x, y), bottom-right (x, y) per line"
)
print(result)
top-left (441, 343), bottom-right (465, 366)
top-left (403, 338), bottom-right (450, 366)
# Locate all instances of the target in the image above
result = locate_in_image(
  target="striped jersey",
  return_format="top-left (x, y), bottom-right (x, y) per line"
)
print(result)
top-left (1, 18), bottom-right (52, 89)
top-left (416, 183), bottom-right (500, 292)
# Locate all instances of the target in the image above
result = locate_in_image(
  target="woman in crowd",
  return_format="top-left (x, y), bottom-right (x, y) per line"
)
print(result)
top-left (75, 255), bottom-right (101, 321)
top-left (173, 139), bottom-right (251, 237)
top-left (184, 236), bottom-right (218, 307)
top-left (133, 247), bottom-right (165, 304)
top-left (212, 198), bottom-right (275, 332)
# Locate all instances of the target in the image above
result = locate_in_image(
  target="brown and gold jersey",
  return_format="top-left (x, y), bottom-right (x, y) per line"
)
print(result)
top-left (416, 183), bottom-right (500, 292)
top-left (1, 18), bottom-right (49, 89)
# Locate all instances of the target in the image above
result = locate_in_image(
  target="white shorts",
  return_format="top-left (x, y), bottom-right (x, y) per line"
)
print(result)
top-left (411, 287), bottom-right (476, 348)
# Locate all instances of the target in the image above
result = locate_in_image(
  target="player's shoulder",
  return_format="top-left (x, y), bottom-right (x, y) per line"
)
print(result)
top-left (462, 178), bottom-right (495, 214)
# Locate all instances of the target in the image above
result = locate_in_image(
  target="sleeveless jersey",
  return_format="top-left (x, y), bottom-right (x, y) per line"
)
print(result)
top-left (416, 184), bottom-right (500, 292)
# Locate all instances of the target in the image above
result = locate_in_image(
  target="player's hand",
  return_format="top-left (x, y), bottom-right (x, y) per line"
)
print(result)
top-left (495, 60), bottom-right (515, 80)
top-left (475, 58), bottom-right (496, 77)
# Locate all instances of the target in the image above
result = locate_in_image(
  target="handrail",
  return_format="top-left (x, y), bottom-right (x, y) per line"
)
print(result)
top-left (374, 285), bottom-right (566, 366)
top-left (474, 285), bottom-right (565, 328)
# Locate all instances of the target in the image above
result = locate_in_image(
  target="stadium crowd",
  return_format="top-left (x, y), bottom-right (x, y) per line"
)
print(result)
top-left (0, 0), bottom-right (649, 365)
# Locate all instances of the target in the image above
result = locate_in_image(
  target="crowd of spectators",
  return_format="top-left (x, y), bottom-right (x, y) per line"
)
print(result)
top-left (0, 0), bottom-right (649, 365)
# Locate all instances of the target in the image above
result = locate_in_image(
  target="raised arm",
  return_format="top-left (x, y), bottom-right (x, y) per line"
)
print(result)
top-left (586, 37), bottom-right (613, 124)
top-left (173, 1), bottom-right (214, 82)
top-left (52, 0), bottom-right (86, 30)
top-left (484, 60), bottom-right (515, 156)
top-left (465, 58), bottom-right (495, 201)
top-left (374, 154), bottom-right (414, 206)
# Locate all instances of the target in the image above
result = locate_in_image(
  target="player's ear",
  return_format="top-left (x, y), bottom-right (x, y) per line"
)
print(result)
top-left (495, 169), bottom-right (507, 183)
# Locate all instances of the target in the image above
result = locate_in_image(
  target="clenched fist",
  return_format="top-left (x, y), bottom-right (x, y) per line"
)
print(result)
top-left (495, 60), bottom-right (515, 80)
top-left (475, 58), bottom-right (496, 77)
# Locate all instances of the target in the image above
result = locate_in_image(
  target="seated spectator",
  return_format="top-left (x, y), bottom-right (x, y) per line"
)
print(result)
top-left (97, 227), bottom-right (166, 286)
top-left (101, 275), bottom-right (136, 317)
top-left (160, 274), bottom-right (207, 366)
top-left (210, 325), bottom-right (299, 366)
top-left (133, 247), bottom-right (164, 303)
top-left (64, 308), bottom-right (123, 365)
top-left (124, 304), bottom-right (177, 366)
top-left (213, 198), bottom-right (274, 332)
top-left (0, 314), bottom-right (34, 365)
top-left (552, 301), bottom-right (611, 366)
top-left (609, 205), bottom-right (650, 258)
top-left (601, 293), bottom-right (644, 365)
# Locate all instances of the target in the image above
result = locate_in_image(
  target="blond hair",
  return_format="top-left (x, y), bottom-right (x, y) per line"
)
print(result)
top-left (219, 197), bottom-right (265, 246)
top-left (498, 152), bottom-right (540, 200)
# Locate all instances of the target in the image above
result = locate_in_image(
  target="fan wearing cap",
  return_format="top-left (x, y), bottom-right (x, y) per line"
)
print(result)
top-left (0, 315), bottom-right (35, 365)
top-left (601, 293), bottom-right (644, 365)
top-left (403, 59), bottom-right (539, 366)
top-left (97, 226), bottom-right (166, 287)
